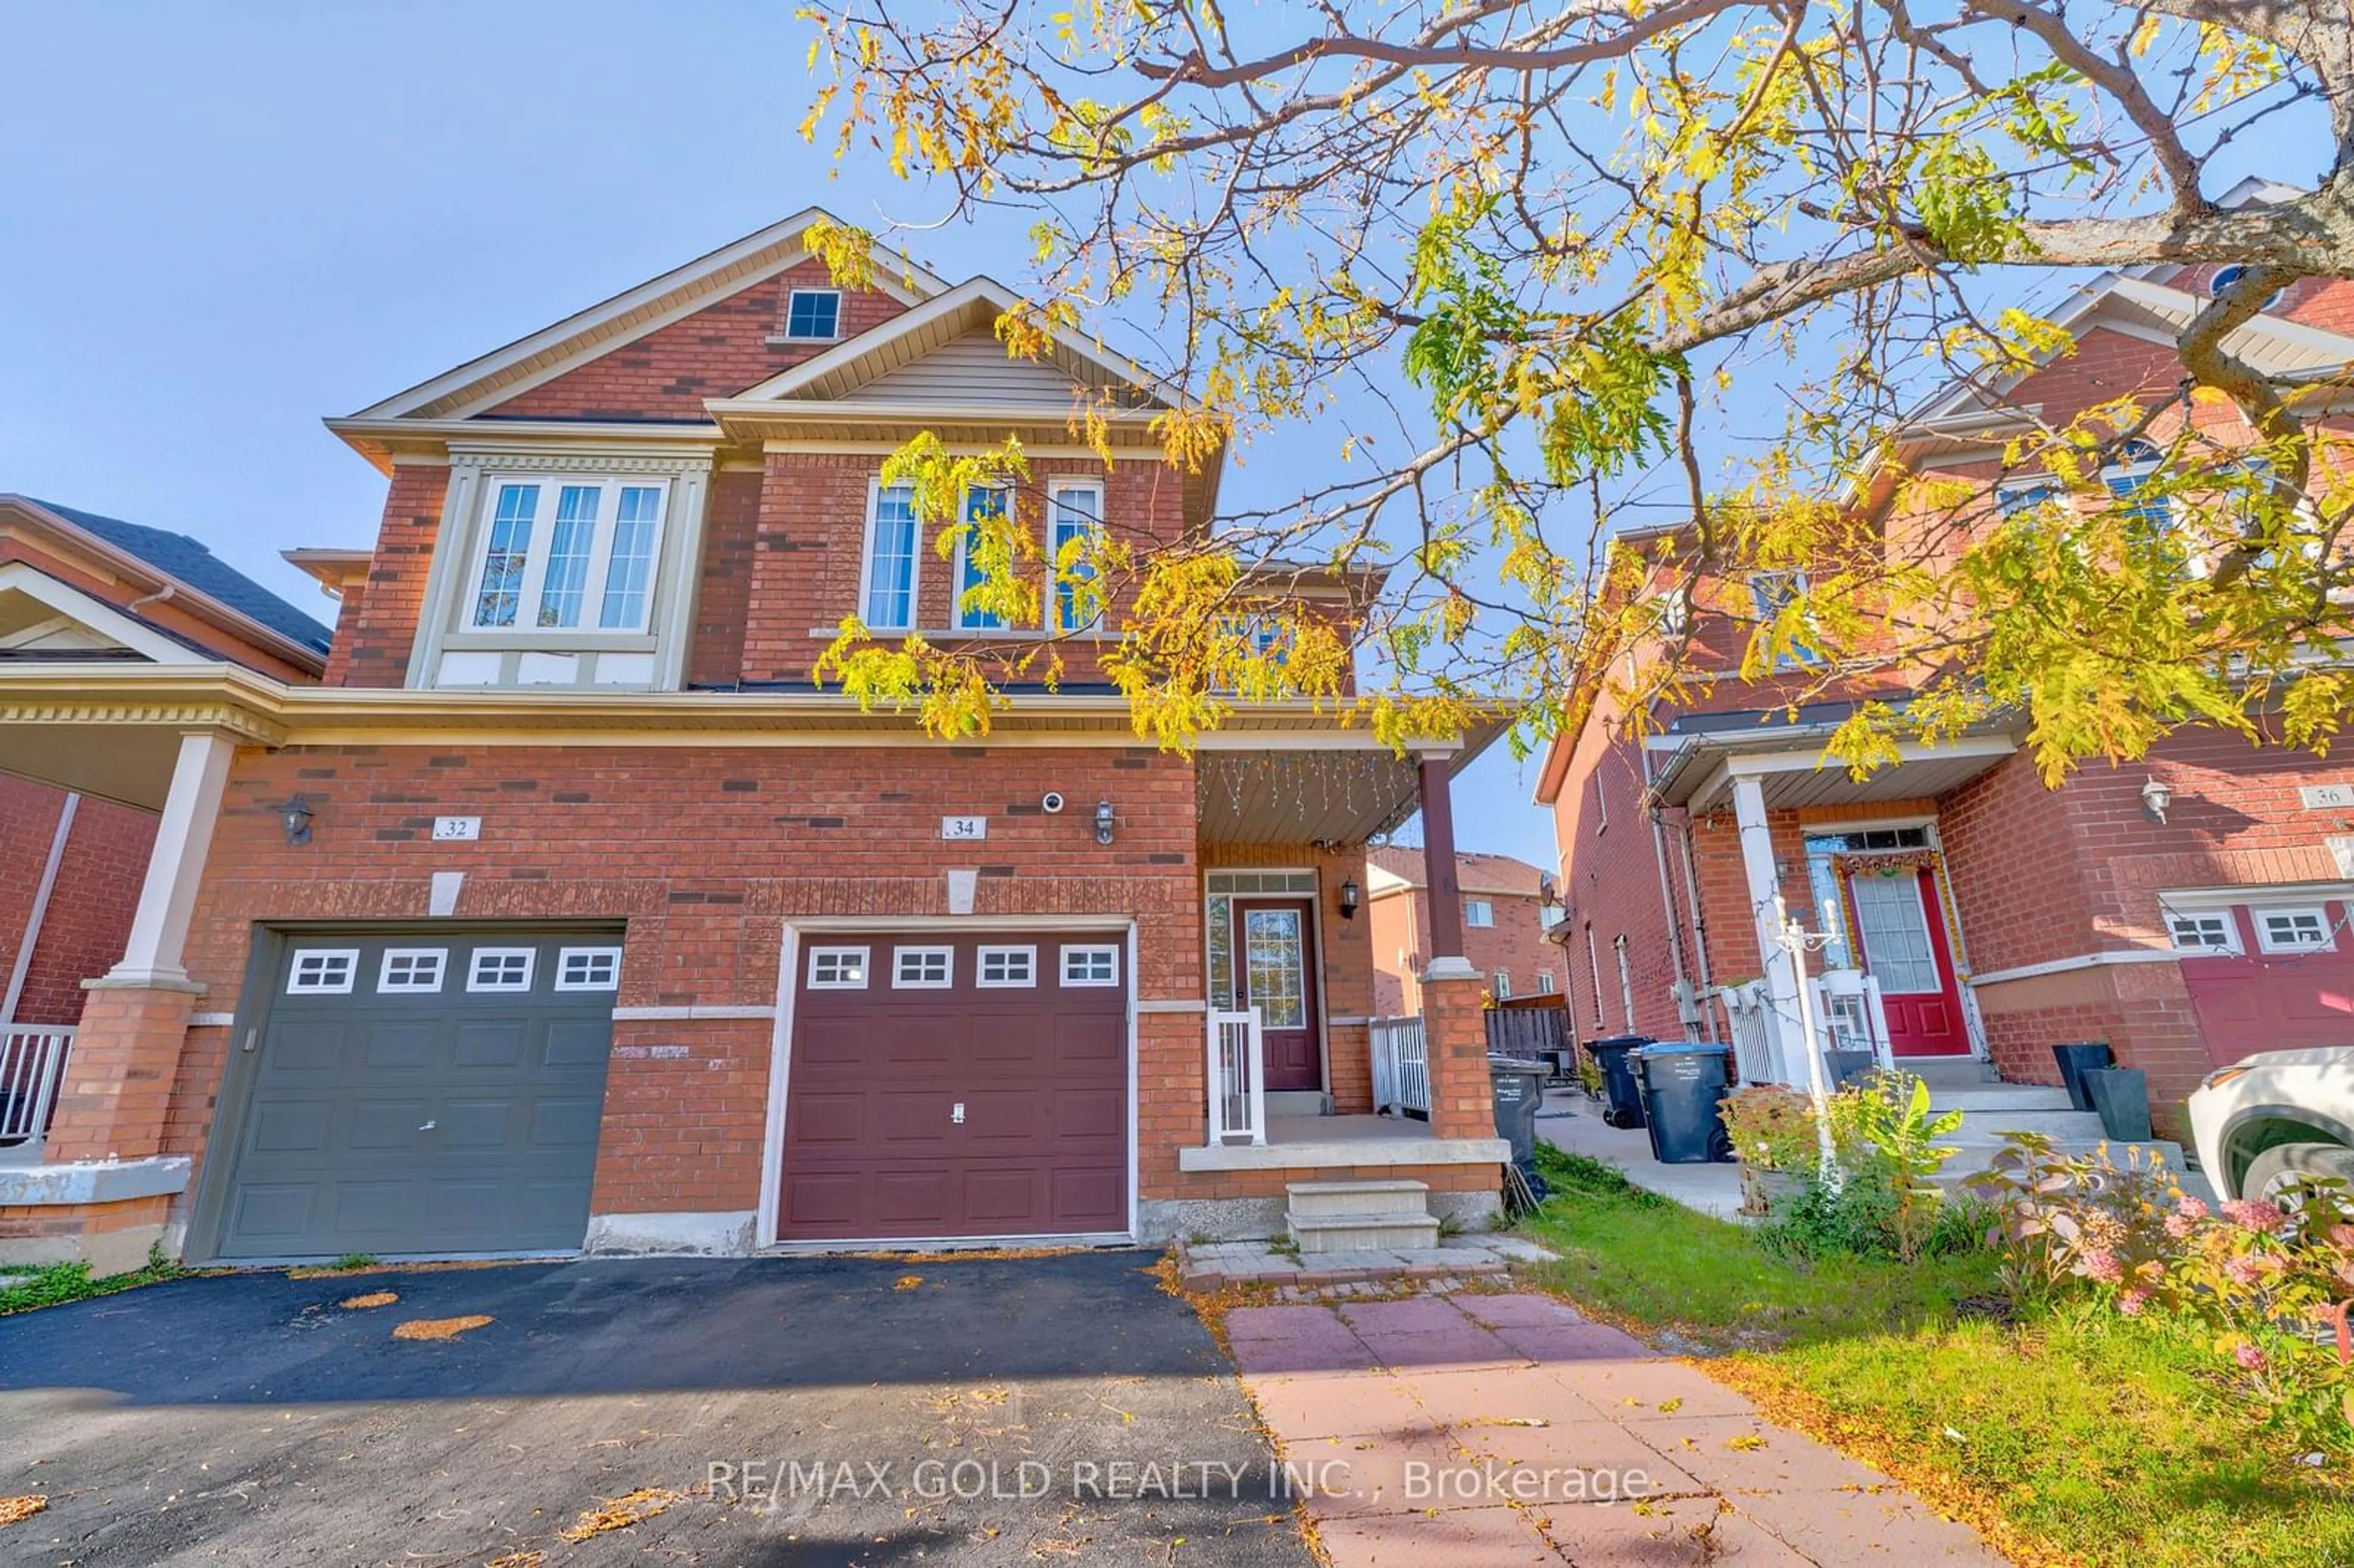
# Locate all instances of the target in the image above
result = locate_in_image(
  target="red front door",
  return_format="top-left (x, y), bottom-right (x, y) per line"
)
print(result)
top-left (1842, 866), bottom-right (1971, 1057)
top-left (1233, 899), bottom-right (1322, 1092)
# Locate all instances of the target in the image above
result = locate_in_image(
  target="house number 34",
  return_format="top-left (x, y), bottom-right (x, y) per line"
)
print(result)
top-left (940, 816), bottom-right (988, 840)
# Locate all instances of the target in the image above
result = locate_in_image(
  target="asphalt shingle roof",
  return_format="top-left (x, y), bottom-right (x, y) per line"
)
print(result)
top-left (32, 499), bottom-right (333, 654)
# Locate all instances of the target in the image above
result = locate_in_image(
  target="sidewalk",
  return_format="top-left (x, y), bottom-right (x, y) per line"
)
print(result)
top-left (1536, 1090), bottom-right (1750, 1220)
top-left (1228, 1290), bottom-right (2008, 1566)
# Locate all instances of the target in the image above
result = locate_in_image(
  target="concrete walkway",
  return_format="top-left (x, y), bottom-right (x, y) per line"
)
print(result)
top-left (1537, 1090), bottom-right (1751, 1219)
top-left (1227, 1291), bottom-right (2008, 1566)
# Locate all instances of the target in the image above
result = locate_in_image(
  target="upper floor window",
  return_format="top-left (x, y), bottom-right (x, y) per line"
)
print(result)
top-left (863, 482), bottom-right (920, 630)
top-left (1049, 481), bottom-right (1105, 632)
top-left (1465, 899), bottom-right (1495, 927)
top-left (470, 478), bottom-right (669, 633)
top-left (783, 289), bottom-right (842, 341)
top-left (954, 485), bottom-right (1011, 631)
top-left (1493, 970), bottom-right (1513, 999)
top-left (2104, 441), bottom-right (2172, 534)
top-left (1746, 570), bottom-right (1820, 668)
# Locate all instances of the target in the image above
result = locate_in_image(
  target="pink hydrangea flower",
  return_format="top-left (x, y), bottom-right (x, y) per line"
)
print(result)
top-left (2222, 1198), bottom-right (2287, 1231)
top-left (2164, 1212), bottom-right (2197, 1240)
top-left (2081, 1247), bottom-right (2124, 1284)
top-left (2234, 1341), bottom-right (2269, 1372)
top-left (2176, 1196), bottom-right (2210, 1221)
top-left (2117, 1288), bottom-right (2150, 1317)
top-left (2224, 1255), bottom-right (2266, 1287)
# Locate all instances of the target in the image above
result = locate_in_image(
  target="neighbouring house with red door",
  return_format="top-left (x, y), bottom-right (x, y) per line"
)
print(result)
top-left (0, 210), bottom-right (1508, 1272)
top-left (1541, 243), bottom-right (2354, 1144)
top-left (1366, 848), bottom-right (1561, 1016)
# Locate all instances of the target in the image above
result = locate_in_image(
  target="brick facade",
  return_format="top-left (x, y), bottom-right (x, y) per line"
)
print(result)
top-left (0, 772), bottom-right (158, 1031)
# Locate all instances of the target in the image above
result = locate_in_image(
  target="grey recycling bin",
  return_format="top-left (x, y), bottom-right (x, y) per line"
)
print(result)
top-left (1632, 1042), bottom-right (1736, 1164)
top-left (1586, 1035), bottom-right (1651, 1129)
top-left (1489, 1055), bottom-right (1551, 1202)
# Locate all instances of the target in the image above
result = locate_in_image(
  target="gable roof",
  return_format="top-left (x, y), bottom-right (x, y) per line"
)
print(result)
top-left (345, 208), bottom-right (950, 424)
top-left (710, 275), bottom-right (1188, 417)
top-left (1366, 845), bottom-right (1550, 899)
top-left (6, 497), bottom-right (332, 660)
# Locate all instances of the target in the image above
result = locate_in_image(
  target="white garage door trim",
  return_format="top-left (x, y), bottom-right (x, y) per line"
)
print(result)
top-left (757, 915), bottom-right (1138, 1250)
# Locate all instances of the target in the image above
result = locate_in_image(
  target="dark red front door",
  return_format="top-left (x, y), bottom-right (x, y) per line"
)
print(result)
top-left (1842, 867), bottom-right (1971, 1056)
top-left (779, 931), bottom-right (1128, 1241)
top-left (1233, 899), bottom-right (1322, 1092)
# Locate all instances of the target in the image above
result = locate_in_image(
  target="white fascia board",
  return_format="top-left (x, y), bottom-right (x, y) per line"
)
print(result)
top-left (348, 208), bottom-right (948, 421)
top-left (0, 563), bottom-right (211, 664)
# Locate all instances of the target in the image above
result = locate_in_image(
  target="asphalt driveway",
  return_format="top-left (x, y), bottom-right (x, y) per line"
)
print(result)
top-left (0, 1252), bottom-right (1312, 1567)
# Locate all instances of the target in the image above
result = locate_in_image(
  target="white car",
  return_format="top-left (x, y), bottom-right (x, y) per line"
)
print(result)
top-left (2187, 1046), bottom-right (2354, 1201)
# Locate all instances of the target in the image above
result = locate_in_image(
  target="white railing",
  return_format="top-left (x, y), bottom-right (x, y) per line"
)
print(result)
top-left (1812, 970), bottom-right (1893, 1073)
top-left (1369, 1014), bottom-right (1431, 1117)
top-left (0, 1024), bottom-right (74, 1164)
top-left (1721, 981), bottom-right (1780, 1085)
top-left (1206, 1008), bottom-right (1267, 1146)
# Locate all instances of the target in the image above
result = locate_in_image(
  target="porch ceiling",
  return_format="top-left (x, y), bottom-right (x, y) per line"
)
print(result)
top-left (1655, 728), bottom-right (2019, 813)
top-left (2, 729), bottom-right (189, 811)
top-left (1195, 748), bottom-right (1425, 844)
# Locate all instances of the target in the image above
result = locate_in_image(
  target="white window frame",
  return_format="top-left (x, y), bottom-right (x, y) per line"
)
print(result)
top-left (892, 945), bottom-right (955, 989)
top-left (377, 948), bottom-right (448, 994)
top-left (464, 476), bottom-right (672, 636)
top-left (467, 947), bottom-right (537, 993)
top-left (1614, 934), bottom-right (1637, 1027)
top-left (2254, 905), bottom-right (2336, 955)
top-left (1585, 925), bottom-right (1607, 1029)
top-left (1493, 970), bottom-right (1513, 1000)
top-left (1464, 899), bottom-right (1495, 929)
top-left (1747, 569), bottom-right (1821, 668)
top-left (858, 478), bottom-right (922, 632)
top-left (288, 949), bottom-right (360, 995)
top-left (1061, 943), bottom-right (1121, 988)
top-left (2163, 908), bottom-right (2242, 956)
top-left (554, 946), bottom-right (623, 992)
top-left (1536, 970), bottom-right (1558, 995)
top-left (782, 287), bottom-right (844, 341)
top-left (807, 946), bottom-right (870, 990)
top-left (951, 485), bottom-right (1013, 632)
top-left (977, 945), bottom-right (1037, 988)
top-left (1048, 479), bottom-right (1106, 633)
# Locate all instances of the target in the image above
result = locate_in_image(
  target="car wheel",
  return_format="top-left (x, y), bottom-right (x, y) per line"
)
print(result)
top-left (2244, 1142), bottom-right (2354, 1216)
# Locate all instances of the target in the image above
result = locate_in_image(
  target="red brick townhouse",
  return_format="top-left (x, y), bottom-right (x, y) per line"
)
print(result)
top-left (1542, 256), bottom-right (2354, 1133)
top-left (0, 210), bottom-right (1508, 1271)
top-left (1366, 848), bottom-right (1561, 1015)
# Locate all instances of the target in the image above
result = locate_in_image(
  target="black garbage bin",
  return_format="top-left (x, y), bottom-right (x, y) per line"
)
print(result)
top-left (1488, 1055), bottom-right (1547, 1168)
top-left (1586, 1035), bottom-right (1651, 1128)
top-left (2051, 1041), bottom-right (2114, 1112)
top-left (1633, 1042), bottom-right (1735, 1164)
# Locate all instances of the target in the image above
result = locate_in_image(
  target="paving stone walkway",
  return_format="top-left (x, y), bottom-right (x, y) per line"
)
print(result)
top-left (1225, 1291), bottom-right (2009, 1566)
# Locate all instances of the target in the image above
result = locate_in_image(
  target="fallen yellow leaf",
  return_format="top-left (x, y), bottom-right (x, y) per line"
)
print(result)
top-left (392, 1315), bottom-right (493, 1341)
top-left (561, 1488), bottom-right (681, 1541)
top-left (0, 1496), bottom-right (47, 1527)
top-left (340, 1291), bottom-right (398, 1310)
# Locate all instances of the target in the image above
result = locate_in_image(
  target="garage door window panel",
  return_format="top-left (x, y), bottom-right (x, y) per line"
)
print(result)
top-left (809, 946), bottom-right (870, 989)
top-left (978, 946), bottom-right (1037, 987)
top-left (555, 946), bottom-right (623, 991)
top-left (288, 950), bottom-right (359, 995)
top-left (894, 946), bottom-right (954, 988)
top-left (469, 948), bottom-right (536, 992)
top-left (2166, 908), bottom-right (2242, 956)
top-left (379, 949), bottom-right (448, 993)
top-left (2255, 906), bottom-right (2336, 954)
top-left (1061, 945), bottom-right (1120, 988)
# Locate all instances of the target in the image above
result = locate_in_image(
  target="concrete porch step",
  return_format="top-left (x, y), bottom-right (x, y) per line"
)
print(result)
top-left (1263, 1090), bottom-right (1333, 1119)
top-left (1929, 1086), bottom-right (2075, 1113)
top-left (1940, 1138), bottom-right (2185, 1184)
top-left (1904, 1057), bottom-right (2000, 1087)
top-left (1945, 1109), bottom-right (2111, 1144)
top-left (1286, 1212), bottom-right (1442, 1254)
top-left (1286, 1179), bottom-right (1439, 1255)
top-left (1286, 1178), bottom-right (1431, 1219)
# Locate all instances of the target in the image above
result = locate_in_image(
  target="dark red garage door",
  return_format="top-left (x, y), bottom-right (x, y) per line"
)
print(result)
top-left (779, 930), bottom-right (1129, 1241)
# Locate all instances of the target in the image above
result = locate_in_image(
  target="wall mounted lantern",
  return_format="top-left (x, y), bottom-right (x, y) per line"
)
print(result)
top-left (1094, 799), bottom-right (1116, 846)
top-left (277, 793), bottom-right (315, 846)
top-left (1338, 878), bottom-right (1362, 920)
top-left (2140, 775), bottom-right (2174, 826)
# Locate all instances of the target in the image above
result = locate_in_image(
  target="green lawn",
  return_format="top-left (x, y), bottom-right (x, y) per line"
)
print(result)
top-left (1517, 1149), bottom-right (2354, 1568)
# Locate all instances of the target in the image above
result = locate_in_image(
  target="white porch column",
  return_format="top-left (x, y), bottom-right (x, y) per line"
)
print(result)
top-left (104, 731), bottom-right (237, 988)
top-left (1731, 774), bottom-right (1804, 1085)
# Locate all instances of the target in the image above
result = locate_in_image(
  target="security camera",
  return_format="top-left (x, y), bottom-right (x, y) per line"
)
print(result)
top-left (1041, 791), bottom-right (1065, 815)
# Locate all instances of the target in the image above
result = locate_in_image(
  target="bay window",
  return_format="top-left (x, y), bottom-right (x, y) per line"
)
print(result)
top-left (469, 478), bottom-right (670, 633)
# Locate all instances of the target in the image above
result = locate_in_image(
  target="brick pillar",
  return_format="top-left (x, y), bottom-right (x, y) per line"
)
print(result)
top-left (42, 980), bottom-right (202, 1163)
top-left (1422, 968), bottom-right (1497, 1142)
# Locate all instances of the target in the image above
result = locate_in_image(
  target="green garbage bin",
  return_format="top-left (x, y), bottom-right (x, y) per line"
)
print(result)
top-left (1634, 1043), bottom-right (1735, 1164)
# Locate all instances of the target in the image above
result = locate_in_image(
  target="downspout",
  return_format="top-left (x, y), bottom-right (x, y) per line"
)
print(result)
top-left (1646, 803), bottom-right (1693, 1025)
top-left (1674, 810), bottom-right (1721, 1037)
top-left (2, 792), bottom-right (77, 1026)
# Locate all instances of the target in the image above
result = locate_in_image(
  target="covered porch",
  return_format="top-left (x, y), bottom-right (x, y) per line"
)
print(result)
top-left (1648, 710), bottom-right (2020, 1090)
top-left (1179, 732), bottom-right (1511, 1182)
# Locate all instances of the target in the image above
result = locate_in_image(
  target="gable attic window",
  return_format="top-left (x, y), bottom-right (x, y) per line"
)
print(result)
top-left (470, 479), bottom-right (669, 633)
top-left (783, 289), bottom-right (842, 341)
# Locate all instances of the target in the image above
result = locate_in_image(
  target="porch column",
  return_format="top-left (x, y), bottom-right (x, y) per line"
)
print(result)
top-left (1417, 752), bottom-right (1466, 963)
top-left (42, 730), bottom-right (235, 1166)
top-left (1731, 774), bottom-right (1804, 1084)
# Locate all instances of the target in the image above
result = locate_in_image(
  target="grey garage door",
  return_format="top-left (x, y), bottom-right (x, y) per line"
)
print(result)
top-left (210, 931), bottom-right (620, 1260)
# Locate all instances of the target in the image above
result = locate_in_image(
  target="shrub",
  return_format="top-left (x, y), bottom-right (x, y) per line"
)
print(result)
top-left (1718, 1085), bottom-right (1819, 1172)
top-left (1970, 1133), bottom-right (2354, 1439)
top-left (1754, 1070), bottom-right (1971, 1263)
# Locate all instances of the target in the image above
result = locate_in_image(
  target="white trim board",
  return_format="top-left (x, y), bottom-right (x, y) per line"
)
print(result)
top-left (1967, 950), bottom-right (2181, 988)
